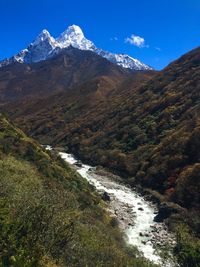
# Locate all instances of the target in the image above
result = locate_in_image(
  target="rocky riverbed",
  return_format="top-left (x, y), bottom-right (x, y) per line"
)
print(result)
top-left (85, 168), bottom-right (176, 266)
top-left (46, 147), bottom-right (177, 266)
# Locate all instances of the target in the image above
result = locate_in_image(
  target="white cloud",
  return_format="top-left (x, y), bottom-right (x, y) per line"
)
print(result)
top-left (110, 37), bottom-right (118, 41)
top-left (125, 34), bottom-right (147, 48)
top-left (155, 47), bottom-right (161, 51)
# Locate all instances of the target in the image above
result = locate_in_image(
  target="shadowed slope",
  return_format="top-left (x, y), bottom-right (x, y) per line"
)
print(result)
top-left (0, 46), bottom-right (131, 101)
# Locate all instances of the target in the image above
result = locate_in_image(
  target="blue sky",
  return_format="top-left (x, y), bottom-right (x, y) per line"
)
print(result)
top-left (0, 0), bottom-right (200, 69)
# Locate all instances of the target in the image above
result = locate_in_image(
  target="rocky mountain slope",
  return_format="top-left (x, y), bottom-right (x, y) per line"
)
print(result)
top-left (0, 46), bottom-right (132, 101)
top-left (0, 25), bottom-right (152, 71)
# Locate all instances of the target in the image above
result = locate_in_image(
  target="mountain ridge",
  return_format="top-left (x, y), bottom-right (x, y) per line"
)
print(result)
top-left (0, 25), bottom-right (152, 71)
top-left (0, 46), bottom-right (135, 101)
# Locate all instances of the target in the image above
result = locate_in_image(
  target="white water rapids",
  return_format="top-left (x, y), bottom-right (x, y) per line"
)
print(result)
top-left (45, 145), bottom-right (176, 266)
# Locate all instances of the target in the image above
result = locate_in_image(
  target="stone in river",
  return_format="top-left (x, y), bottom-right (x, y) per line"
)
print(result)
top-left (75, 160), bottom-right (82, 167)
top-left (127, 208), bottom-right (133, 213)
top-left (101, 191), bottom-right (111, 202)
top-left (138, 207), bottom-right (144, 211)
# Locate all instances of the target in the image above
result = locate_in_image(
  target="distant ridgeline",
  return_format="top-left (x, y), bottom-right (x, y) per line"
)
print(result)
top-left (0, 25), bottom-right (152, 71)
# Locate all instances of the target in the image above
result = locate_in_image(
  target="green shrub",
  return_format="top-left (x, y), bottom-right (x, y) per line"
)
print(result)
top-left (174, 224), bottom-right (200, 267)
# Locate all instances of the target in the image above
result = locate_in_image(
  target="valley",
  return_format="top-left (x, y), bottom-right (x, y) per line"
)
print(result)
top-left (0, 115), bottom-right (159, 267)
top-left (0, 21), bottom-right (200, 267)
top-left (58, 150), bottom-right (177, 266)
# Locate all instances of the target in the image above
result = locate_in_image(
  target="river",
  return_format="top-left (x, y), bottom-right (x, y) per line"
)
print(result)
top-left (56, 151), bottom-right (177, 267)
top-left (45, 145), bottom-right (176, 265)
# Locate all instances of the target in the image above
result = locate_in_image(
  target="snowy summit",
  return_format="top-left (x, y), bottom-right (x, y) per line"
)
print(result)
top-left (0, 25), bottom-right (152, 71)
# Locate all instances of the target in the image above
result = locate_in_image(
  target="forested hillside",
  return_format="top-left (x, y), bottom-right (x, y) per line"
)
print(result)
top-left (1, 45), bottom-right (200, 267)
top-left (0, 114), bottom-right (156, 267)
top-left (7, 47), bottom-right (200, 222)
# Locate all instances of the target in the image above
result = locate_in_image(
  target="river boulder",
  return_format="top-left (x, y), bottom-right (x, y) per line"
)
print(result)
top-left (75, 160), bottom-right (82, 167)
top-left (154, 202), bottom-right (186, 222)
top-left (102, 191), bottom-right (111, 201)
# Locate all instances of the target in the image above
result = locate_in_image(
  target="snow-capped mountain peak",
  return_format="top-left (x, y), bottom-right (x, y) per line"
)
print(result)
top-left (64, 24), bottom-right (84, 37)
top-left (58, 25), bottom-right (84, 45)
top-left (57, 25), bottom-right (95, 50)
top-left (21, 29), bottom-right (57, 63)
top-left (33, 29), bottom-right (50, 42)
top-left (31, 29), bottom-right (57, 48)
top-left (0, 25), bottom-right (152, 70)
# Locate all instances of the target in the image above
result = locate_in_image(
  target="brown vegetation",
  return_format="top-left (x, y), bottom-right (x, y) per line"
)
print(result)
top-left (1, 45), bottom-right (200, 265)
